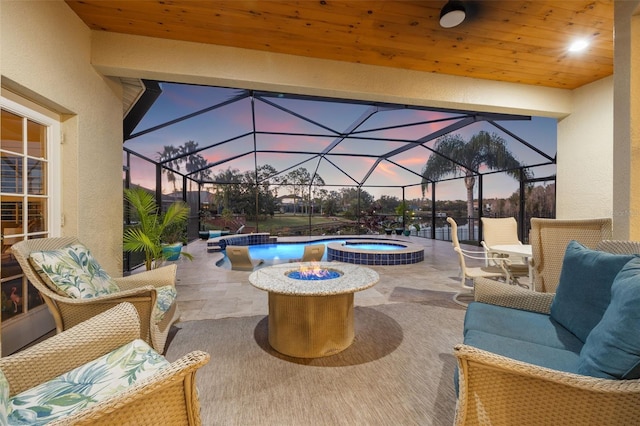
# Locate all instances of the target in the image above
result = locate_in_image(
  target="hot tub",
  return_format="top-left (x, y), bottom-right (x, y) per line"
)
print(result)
top-left (326, 240), bottom-right (424, 265)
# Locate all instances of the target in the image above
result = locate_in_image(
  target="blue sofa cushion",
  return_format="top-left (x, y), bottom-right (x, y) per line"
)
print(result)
top-left (577, 258), bottom-right (640, 379)
top-left (550, 241), bottom-right (636, 342)
top-left (463, 329), bottom-right (581, 374)
top-left (464, 302), bottom-right (584, 353)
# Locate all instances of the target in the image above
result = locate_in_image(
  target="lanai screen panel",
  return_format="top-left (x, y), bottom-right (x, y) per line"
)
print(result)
top-left (127, 96), bottom-right (254, 162)
top-left (123, 81), bottom-right (557, 200)
top-left (132, 84), bottom-right (247, 134)
top-left (255, 134), bottom-right (336, 154)
top-left (256, 94), bottom-right (376, 135)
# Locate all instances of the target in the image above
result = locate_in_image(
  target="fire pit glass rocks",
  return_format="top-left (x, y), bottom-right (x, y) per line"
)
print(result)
top-left (286, 264), bottom-right (342, 280)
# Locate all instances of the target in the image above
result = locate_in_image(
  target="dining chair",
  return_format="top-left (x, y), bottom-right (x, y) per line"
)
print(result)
top-left (529, 217), bottom-right (613, 292)
top-left (481, 217), bottom-right (530, 283)
top-left (447, 217), bottom-right (510, 304)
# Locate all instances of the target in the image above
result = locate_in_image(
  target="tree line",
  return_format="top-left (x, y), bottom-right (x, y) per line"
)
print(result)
top-left (156, 131), bottom-right (554, 226)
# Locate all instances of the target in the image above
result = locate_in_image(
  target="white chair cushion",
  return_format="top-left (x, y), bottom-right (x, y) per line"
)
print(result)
top-left (29, 243), bottom-right (120, 299)
top-left (7, 339), bottom-right (169, 425)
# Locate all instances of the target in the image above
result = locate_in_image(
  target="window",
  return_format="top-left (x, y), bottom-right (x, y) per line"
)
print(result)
top-left (1, 93), bottom-right (60, 348)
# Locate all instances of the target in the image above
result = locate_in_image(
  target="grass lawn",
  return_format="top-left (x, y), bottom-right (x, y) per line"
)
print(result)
top-left (259, 214), bottom-right (352, 228)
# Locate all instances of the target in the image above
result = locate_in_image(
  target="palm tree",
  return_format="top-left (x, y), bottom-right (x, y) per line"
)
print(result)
top-left (157, 145), bottom-right (181, 193)
top-left (213, 167), bottom-right (242, 212)
top-left (421, 131), bottom-right (532, 219)
top-left (181, 140), bottom-right (212, 181)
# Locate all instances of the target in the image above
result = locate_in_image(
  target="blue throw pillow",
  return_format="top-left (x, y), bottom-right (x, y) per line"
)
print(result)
top-left (577, 258), bottom-right (640, 379)
top-left (550, 240), bottom-right (636, 342)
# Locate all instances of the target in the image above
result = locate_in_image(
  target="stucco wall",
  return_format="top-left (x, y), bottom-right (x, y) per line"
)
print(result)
top-left (612, 1), bottom-right (640, 240)
top-left (1, 0), bottom-right (124, 274)
top-left (92, 31), bottom-right (573, 119)
top-left (632, 15), bottom-right (640, 240)
top-left (556, 77), bottom-right (614, 220)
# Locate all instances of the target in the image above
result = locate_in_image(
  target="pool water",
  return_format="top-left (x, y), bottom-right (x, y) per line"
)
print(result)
top-left (345, 243), bottom-right (404, 251)
top-left (216, 240), bottom-right (342, 269)
top-left (216, 239), bottom-right (408, 270)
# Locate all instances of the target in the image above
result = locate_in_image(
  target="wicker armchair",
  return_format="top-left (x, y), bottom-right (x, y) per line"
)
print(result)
top-left (454, 277), bottom-right (640, 425)
top-left (1, 302), bottom-right (209, 425)
top-left (11, 237), bottom-right (180, 353)
top-left (529, 217), bottom-right (612, 292)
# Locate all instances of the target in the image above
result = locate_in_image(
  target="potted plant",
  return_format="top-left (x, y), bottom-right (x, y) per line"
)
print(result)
top-left (394, 201), bottom-right (410, 234)
top-left (161, 220), bottom-right (188, 261)
top-left (123, 188), bottom-right (194, 270)
top-left (198, 209), bottom-right (213, 239)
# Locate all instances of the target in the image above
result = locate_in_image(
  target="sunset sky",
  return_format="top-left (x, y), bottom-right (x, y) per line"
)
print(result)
top-left (124, 82), bottom-right (557, 202)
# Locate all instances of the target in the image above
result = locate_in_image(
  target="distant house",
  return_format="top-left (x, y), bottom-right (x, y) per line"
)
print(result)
top-left (277, 194), bottom-right (320, 214)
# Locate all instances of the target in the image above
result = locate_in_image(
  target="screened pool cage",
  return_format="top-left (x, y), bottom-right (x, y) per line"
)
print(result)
top-left (123, 81), bottom-right (556, 270)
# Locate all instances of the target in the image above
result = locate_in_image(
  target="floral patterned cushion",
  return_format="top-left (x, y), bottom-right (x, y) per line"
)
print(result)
top-left (0, 369), bottom-right (9, 426)
top-left (153, 285), bottom-right (177, 322)
top-left (29, 243), bottom-right (120, 299)
top-left (7, 339), bottom-right (169, 425)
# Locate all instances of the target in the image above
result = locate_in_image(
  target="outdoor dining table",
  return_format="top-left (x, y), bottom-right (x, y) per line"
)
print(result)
top-left (489, 244), bottom-right (534, 290)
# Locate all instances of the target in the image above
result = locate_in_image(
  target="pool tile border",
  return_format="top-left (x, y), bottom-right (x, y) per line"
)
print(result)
top-left (326, 240), bottom-right (424, 265)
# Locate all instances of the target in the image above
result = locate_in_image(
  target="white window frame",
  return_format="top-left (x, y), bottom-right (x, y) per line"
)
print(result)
top-left (1, 92), bottom-right (61, 355)
top-left (1, 94), bottom-right (61, 236)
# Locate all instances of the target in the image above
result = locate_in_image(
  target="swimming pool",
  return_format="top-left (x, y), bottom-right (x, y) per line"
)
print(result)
top-left (215, 238), bottom-right (424, 269)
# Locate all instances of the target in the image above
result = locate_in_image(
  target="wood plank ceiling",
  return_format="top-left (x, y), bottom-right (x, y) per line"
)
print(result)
top-left (66, 1), bottom-right (613, 90)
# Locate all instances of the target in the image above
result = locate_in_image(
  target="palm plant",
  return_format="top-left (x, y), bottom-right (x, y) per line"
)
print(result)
top-left (123, 187), bottom-right (193, 270)
top-left (421, 131), bottom-right (532, 219)
top-left (157, 145), bottom-right (181, 193)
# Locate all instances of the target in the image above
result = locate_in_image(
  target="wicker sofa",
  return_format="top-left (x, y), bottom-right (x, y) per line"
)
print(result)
top-left (454, 241), bottom-right (640, 425)
top-left (0, 302), bottom-right (209, 425)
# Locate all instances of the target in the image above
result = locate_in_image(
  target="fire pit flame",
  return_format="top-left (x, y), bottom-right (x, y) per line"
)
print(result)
top-left (287, 263), bottom-right (342, 280)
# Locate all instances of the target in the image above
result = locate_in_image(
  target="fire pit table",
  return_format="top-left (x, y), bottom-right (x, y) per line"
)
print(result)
top-left (249, 262), bottom-right (379, 358)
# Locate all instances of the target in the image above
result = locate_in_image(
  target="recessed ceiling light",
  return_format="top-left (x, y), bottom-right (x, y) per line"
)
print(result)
top-left (568, 39), bottom-right (590, 52)
top-left (439, 1), bottom-right (466, 28)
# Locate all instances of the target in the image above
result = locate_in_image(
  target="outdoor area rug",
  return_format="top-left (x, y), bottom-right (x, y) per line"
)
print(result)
top-left (165, 300), bottom-right (466, 426)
